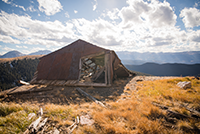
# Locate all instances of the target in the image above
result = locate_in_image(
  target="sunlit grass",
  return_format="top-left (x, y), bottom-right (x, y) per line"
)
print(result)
top-left (1, 77), bottom-right (200, 133)
top-left (0, 102), bottom-right (38, 134)
top-left (137, 77), bottom-right (200, 105)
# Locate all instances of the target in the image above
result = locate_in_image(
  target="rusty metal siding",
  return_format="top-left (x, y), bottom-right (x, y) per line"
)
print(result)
top-left (35, 39), bottom-right (133, 83)
top-left (37, 39), bottom-right (108, 80)
top-left (37, 53), bottom-right (72, 80)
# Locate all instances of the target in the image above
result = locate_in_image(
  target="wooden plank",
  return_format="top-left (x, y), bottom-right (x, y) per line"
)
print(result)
top-left (35, 118), bottom-right (48, 132)
top-left (68, 116), bottom-right (79, 134)
top-left (26, 116), bottom-right (42, 133)
top-left (107, 52), bottom-right (111, 85)
top-left (78, 58), bottom-right (82, 81)
top-left (92, 66), bottom-right (105, 81)
top-left (179, 104), bottom-right (200, 116)
top-left (19, 80), bottom-right (30, 85)
top-left (75, 82), bottom-right (109, 87)
top-left (109, 51), bottom-right (113, 84)
top-left (105, 53), bottom-right (109, 85)
top-left (76, 87), bottom-right (107, 108)
top-left (152, 102), bottom-right (196, 120)
top-left (81, 51), bottom-right (105, 59)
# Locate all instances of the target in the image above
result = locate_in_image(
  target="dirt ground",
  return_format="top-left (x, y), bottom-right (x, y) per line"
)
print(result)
top-left (0, 76), bottom-right (177, 105)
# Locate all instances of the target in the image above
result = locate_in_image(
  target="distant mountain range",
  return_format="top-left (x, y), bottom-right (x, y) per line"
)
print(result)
top-left (2, 50), bottom-right (200, 65)
top-left (0, 50), bottom-right (51, 58)
top-left (0, 51), bottom-right (25, 58)
top-left (125, 63), bottom-right (200, 76)
top-left (29, 50), bottom-right (51, 55)
top-left (117, 51), bottom-right (200, 65)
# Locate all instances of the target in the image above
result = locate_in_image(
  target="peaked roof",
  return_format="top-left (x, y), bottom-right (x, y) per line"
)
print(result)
top-left (37, 39), bottom-right (111, 80)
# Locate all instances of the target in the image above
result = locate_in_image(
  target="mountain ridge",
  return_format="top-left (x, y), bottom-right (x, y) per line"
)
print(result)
top-left (0, 50), bottom-right (25, 58)
top-left (0, 50), bottom-right (51, 58)
top-left (125, 62), bottom-right (200, 76)
top-left (116, 51), bottom-right (200, 64)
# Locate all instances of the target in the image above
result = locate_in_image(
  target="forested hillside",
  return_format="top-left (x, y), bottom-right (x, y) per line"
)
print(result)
top-left (0, 58), bottom-right (39, 91)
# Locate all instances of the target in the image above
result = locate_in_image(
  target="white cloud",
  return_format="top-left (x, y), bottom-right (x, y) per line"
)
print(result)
top-left (0, 0), bottom-right (200, 53)
top-left (72, 18), bottom-right (122, 47)
top-left (188, 30), bottom-right (200, 43)
top-left (2, 0), bottom-right (11, 4)
top-left (37, 0), bottom-right (63, 16)
top-left (180, 7), bottom-right (200, 28)
top-left (119, 0), bottom-right (177, 28)
top-left (106, 8), bottom-right (119, 20)
top-left (16, 45), bottom-right (28, 48)
top-left (2, 0), bottom-right (26, 11)
top-left (3, 46), bottom-right (15, 51)
top-left (0, 35), bottom-right (20, 44)
top-left (0, 11), bottom-right (76, 47)
top-left (74, 10), bottom-right (78, 14)
top-left (65, 12), bottom-right (70, 18)
top-left (15, 5), bottom-right (26, 11)
top-left (93, 0), bottom-right (98, 11)
top-left (28, 5), bottom-right (37, 12)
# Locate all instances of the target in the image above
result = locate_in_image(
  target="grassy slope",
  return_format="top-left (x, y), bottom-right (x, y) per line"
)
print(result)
top-left (0, 55), bottom-right (43, 63)
top-left (0, 77), bottom-right (200, 134)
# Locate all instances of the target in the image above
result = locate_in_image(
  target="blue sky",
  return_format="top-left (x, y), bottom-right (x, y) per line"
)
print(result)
top-left (0, 0), bottom-right (200, 55)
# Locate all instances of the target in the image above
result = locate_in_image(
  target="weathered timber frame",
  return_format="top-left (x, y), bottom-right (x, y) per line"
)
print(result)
top-left (77, 51), bottom-right (112, 87)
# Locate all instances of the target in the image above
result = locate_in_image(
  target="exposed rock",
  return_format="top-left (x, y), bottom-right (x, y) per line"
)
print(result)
top-left (177, 81), bottom-right (191, 89)
top-left (80, 115), bottom-right (94, 126)
top-left (53, 128), bottom-right (60, 134)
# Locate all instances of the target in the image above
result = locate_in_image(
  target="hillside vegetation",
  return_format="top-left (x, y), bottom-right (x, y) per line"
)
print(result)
top-left (0, 58), bottom-right (40, 90)
top-left (0, 77), bottom-right (199, 133)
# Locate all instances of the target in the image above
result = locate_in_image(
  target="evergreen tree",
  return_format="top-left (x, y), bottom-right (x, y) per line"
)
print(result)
top-left (0, 58), bottom-right (40, 91)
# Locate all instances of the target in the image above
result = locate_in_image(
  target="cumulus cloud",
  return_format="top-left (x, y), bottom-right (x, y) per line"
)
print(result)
top-left (0, 35), bottom-right (20, 44)
top-left (119, 0), bottom-right (177, 28)
top-left (106, 8), bottom-right (119, 20)
top-left (0, 0), bottom-right (200, 53)
top-left (37, 0), bottom-right (63, 16)
top-left (72, 18), bottom-right (122, 47)
top-left (0, 11), bottom-right (76, 46)
top-left (180, 7), bottom-right (200, 28)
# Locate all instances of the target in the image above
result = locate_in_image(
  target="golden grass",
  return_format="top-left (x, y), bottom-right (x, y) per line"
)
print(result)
top-left (1, 77), bottom-right (200, 133)
top-left (137, 77), bottom-right (200, 105)
top-left (0, 102), bottom-right (38, 134)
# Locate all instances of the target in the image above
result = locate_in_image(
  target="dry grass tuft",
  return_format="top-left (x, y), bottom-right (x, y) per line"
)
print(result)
top-left (0, 102), bottom-right (38, 134)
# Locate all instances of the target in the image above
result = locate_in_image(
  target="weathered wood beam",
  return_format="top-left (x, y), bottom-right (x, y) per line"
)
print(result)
top-left (92, 66), bottom-right (105, 81)
top-left (179, 104), bottom-right (200, 116)
top-left (76, 88), bottom-right (107, 108)
top-left (152, 102), bottom-right (196, 120)
top-left (19, 80), bottom-right (30, 85)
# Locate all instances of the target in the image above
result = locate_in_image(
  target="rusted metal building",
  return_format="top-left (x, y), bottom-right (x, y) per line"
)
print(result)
top-left (31, 39), bottom-right (133, 87)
